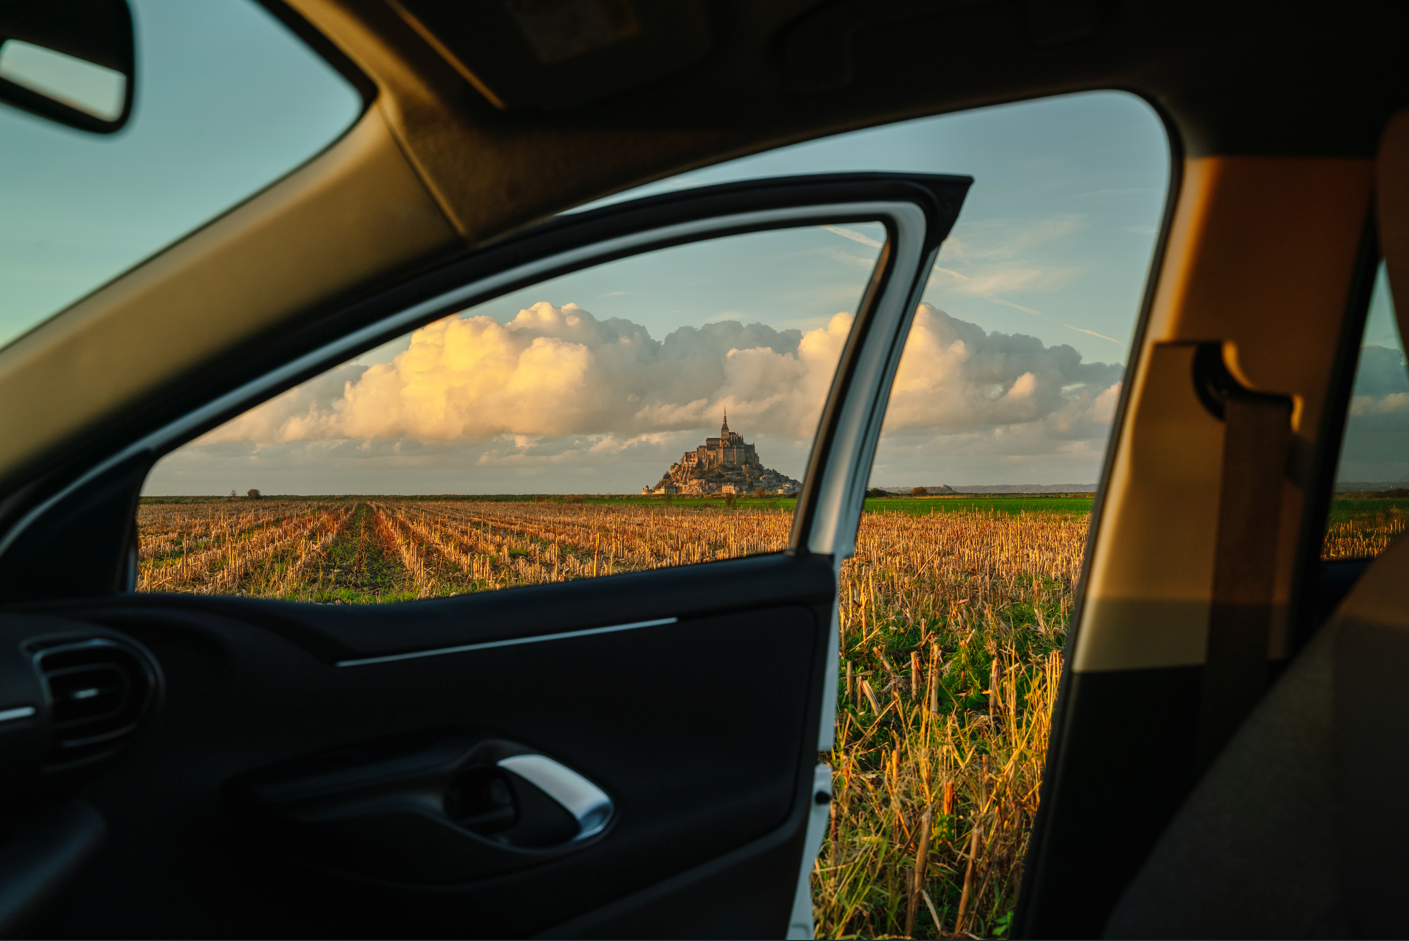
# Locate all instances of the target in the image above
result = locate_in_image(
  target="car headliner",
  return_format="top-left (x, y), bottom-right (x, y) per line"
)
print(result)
top-left (295, 0), bottom-right (1405, 239)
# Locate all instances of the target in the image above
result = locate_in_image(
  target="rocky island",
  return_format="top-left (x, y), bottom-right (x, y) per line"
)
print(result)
top-left (643, 413), bottom-right (801, 496)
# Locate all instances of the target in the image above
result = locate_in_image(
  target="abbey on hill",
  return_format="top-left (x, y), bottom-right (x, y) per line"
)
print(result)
top-left (643, 413), bottom-right (801, 496)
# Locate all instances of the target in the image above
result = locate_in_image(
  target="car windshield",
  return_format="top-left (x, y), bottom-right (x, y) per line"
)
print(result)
top-left (0, 0), bottom-right (363, 350)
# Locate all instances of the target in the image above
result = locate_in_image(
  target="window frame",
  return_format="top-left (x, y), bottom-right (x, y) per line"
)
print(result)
top-left (0, 173), bottom-right (969, 601)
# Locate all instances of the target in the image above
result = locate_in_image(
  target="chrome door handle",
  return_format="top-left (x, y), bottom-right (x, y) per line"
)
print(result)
top-left (497, 754), bottom-right (613, 840)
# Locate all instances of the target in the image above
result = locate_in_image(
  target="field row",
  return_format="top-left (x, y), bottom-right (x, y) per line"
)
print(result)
top-left (137, 500), bottom-right (796, 600)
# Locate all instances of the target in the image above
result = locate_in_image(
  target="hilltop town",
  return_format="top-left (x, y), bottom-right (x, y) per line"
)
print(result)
top-left (644, 413), bottom-right (801, 496)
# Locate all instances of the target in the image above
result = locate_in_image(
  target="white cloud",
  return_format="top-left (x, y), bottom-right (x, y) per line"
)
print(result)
top-left (205, 301), bottom-right (1123, 447)
top-left (183, 301), bottom-right (1126, 491)
top-left (944, 214), bottom-right (1086, 263)
top-left (883, 304), bottom-right (1121, 435)
top-left (927, 267), bottom-right (1087, 307)
top-left (1350, 392), bottom-right (1409, 416)
top-left (819, 247), bottom-right (881, 269)
top-left (901, 214), bottom-right (1125, 349)
top-left (200, 302), bottom-right (848, 446)
top-left (1344, 345), bottom-right (1409, 416)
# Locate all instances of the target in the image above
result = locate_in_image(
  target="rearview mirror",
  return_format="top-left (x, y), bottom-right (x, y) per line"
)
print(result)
top-left (0, 0), bottom-right (134, 133)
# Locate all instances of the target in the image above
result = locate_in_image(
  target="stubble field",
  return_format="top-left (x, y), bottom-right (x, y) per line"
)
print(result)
top-left (135, 494), bottom-right (1397, 938)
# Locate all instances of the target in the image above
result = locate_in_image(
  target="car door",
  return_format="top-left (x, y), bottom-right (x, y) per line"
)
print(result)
top-left (0, 172), bottom-right (968, 938)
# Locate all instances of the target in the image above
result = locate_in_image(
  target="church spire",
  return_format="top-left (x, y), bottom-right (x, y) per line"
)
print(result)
top-left (722, 408), bottom-right (729, 434)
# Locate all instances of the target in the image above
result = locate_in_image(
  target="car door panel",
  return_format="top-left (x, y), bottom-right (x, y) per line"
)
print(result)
top-left (28, 562), bottom-right (823, 937)
top-left (0, 173), bottom-right (968, 937)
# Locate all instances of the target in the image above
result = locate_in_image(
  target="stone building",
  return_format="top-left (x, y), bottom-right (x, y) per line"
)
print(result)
top-left (643, 413), bottom-right (801, 496)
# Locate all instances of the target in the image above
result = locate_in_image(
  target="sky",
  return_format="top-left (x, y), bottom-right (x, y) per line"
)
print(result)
top-left (1336, 263), bottom-right (1409, 485)
top-left (153, 225), bottom-right (887, 495)
top-left (0, 0), bottom-right (362, 344)
top-left (577, 91), bottom-right (1169, 367)
top-left (143, 88), bottom-right (1169, 495)
top-left (0, 1), bottom-right (1174, 496)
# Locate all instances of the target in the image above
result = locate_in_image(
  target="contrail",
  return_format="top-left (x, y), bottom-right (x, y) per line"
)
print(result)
top-left (928, 263), bottom-right (1122, 346)
top-left (978, 295), bottom-right (1123, 346)
top-left (820, 224), bottom-right (884, 248)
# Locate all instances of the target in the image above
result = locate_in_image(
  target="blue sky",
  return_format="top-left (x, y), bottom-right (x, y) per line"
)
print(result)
top-left (0, 0), bottom-right (361, 346)
top-left (1336, 264), bottom-right (1409, 484)
top-left (0, 1), bottom-right (1173, 494)
top-left (581, 90), bottom-right (1170, 367)
top-left (147, 89), bottom-right (1170, 494)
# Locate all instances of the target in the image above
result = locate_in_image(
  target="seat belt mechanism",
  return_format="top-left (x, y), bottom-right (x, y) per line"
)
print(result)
top-left (1192, 343), bottom-right (1294, 770)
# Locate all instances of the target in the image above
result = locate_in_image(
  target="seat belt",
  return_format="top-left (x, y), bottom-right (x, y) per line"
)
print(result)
top-left (1193, 344), bottom-right (1294, 770)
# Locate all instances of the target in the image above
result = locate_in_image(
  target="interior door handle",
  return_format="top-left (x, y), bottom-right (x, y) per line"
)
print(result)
top-left (497, 754), bottom-right (612, 840)
top-left (226, 732), bottom-right (617, 884)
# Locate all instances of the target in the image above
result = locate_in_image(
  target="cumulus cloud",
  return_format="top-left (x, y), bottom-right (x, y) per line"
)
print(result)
top-left (168, 299), bottom-right (1135, 493)
top-left (1337, 344), bottom-right (1409, 482)
top-left (201, 302), bottom-right (849, 445)
top-left (194, 301), bottom-right (1125, 489)
top-left (1350, 393), bottom-right (1409, 416)
top-left (883, 304), bottom-right (1122, 437)
top-left (1348, 344), bottom-right (1409, 414)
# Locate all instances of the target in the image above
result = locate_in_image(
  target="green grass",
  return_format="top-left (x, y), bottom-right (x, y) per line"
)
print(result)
top-left (1326, 496), bottom-right (1409, 524)
top-left (139, 493), bottom-right (795, 509)
top-left (142, 493), bottom-right (1096, 516)
top-left (862, 496), bottom-right (1094, 517)
top-left (291, 503), bottom-right (417, 604)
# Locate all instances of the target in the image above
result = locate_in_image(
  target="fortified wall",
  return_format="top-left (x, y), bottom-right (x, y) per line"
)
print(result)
top-left (643, 413), bottom-right (801, 496)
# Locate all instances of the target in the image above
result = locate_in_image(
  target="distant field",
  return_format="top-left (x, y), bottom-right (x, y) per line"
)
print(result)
top-left (140, 493), bottom-right (793, 510)
top-left (1325, 496), bottom-right (1409, 522)
top-left (141, 492), bottom-right (1094, 516)
top-left (863, 495), bottom-right (1094, 516)
top-left (136, 498), bottom-right (792, 602)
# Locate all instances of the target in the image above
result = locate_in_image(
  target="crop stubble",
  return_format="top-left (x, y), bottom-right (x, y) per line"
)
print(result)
top-left (137, 498), bottom-right (1074, 938)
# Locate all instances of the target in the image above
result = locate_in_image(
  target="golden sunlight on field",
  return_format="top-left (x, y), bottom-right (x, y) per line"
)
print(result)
top-left (136, 495), bottom-right (1409, 938)
top-left (136, 495), bottom-right (1408, 937)
top-left (137, 498), bottom-right (1080, 938)
top-left (819, 510), bottom-right (1078, 939)
top-left (137, 499), bottom-right (791, 599)
top-left (1322, 509), bottom-right (1407, 560)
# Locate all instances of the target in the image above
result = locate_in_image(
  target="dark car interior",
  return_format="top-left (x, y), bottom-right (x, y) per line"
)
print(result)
top-left (1, 0), bottom-right (1408, 937)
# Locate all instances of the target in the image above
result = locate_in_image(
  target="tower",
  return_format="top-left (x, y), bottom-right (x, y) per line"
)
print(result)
top-left (721, 409), bottom-right (729, 435)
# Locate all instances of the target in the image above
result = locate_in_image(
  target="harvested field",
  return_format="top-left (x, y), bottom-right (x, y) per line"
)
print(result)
top-left (138, 501), bottom-right (354, 596)
top-left (137, 496), bottom-right (1079, 937)
top-left (818, 509), bottom-right (1077, 939)
top-left (138, 499), bottom-right (792, 600)
top-left (1323, 499), bottom-right (1409, 560)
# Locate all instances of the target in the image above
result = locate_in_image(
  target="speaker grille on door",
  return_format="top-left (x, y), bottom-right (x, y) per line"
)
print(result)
top-left (33, 638), bottom-right (158, 769)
